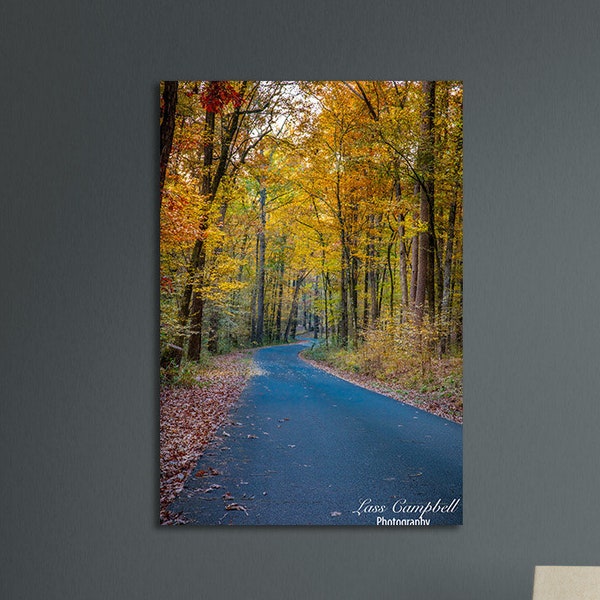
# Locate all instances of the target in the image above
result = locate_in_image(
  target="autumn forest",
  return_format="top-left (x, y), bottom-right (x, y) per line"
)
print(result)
top-left (160, 80), bottom-right (462, 359)
top-left (159, 80), bottom-right (463, 520)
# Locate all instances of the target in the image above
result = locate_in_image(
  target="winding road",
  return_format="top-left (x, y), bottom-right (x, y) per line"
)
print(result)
top-left (169, 340), bottom-right (462, 526)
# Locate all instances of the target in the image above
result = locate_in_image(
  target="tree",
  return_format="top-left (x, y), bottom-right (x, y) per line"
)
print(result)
top-left (160, 80), bottom-right (462, 370)
top-left (414, 80), bottom-right (436, 324)
top-left (159, 81), bottom-right (178, 200)
top-left (183, 82), bottom-right (247, 360)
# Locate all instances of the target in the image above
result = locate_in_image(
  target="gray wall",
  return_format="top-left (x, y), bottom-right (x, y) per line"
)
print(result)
top-left (2, 1), bottom-right (599, 598)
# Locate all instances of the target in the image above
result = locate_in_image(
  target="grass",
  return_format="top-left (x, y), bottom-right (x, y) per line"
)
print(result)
top-left (160, 350), bottom-right (215, 387)
top-left (302, 334), bottom-right (463, 423)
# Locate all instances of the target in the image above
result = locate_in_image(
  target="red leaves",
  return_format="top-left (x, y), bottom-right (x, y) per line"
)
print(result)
top-left (160, 275), bottom-right (174, 292)
top-left (159, 352), bottom-right (251, 524)
top-left (199, 81), bottom-right (243, 114)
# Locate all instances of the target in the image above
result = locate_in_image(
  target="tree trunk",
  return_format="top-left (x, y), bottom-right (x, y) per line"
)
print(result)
top-left (369, 256), bottom-right (378, 326)
top-left (414, 215), bottom-right (428, 324)
top-left (350, 254), bottom-right (359, 347)
top-left (324, 270), bottom-right (330, 347)
top-left (313, 276), bottom-right (320, 339)
top-left (284, 278), bottom-right (300, 342)
top-left (207, 201), bottom-right (230, 354)
top-left (387, 238), bottom-right (395, 320)
top-left (339, 237), bottom-right (350, 348)
top-left (250, 236), bottom-right (259, 342)
top-left (275, 262), bottom-right (284, 341)
top-left (187, 83), bottom-right (248, 360)
top-left (441, 199), bottom-right (457, 353)
top-left (291, 297), bottom-right (299, 340)
top-left (187, 253), bottom-right (206, 360)
top-left (377, 265), bottom-right (385, 320)
top-left (398, 213), bottom-right (409, 322)
top-left (363, 258), bottom-right (370, 330)
top-left (364, 213), bottom-right (379, 328)
top-left (254, 186), bottom-right (267, 345)
top-left (410, 235), bottom-right (419, 311)
top-left (410, 182), bottom-right (420, 313)
top-left (414, 80), bottom-right (436, 324)
top-left (207, 309), bottom-right (219, 354)
top-left (187, 108), bottom-right (215, 360)
top-left (159, 81), bottom-right (178, 200)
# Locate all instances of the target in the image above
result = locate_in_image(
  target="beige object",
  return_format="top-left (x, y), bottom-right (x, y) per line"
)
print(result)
top-left (533, 566), bottom-right (600, 599)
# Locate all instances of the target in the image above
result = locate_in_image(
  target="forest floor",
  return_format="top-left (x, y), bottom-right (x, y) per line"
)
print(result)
top-left (300, 350), bottom-right (463, 424)
top-left (159, 351), bottom-right (255, 524)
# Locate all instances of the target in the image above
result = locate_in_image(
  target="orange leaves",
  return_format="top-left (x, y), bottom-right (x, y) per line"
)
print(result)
top-left (159, 352), bottom-right (252, 524)
top-left (160, 184), bottom-right (204, 250)
top-left (194, 467), bottom-right (220, 478)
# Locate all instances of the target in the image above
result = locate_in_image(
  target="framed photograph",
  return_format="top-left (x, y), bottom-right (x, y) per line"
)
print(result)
top-left (160, 81), bottom-right (462, 526)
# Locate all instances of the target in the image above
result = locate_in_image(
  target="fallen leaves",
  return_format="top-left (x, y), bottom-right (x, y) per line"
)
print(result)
top-left (203, 483), bottom-right (223, 493)
top-left (160, 351), bottom-right (252, 524)
top-left (194, 468), bottom-right (220, 478)
top-left (225, 503), bottom-right (248, 515)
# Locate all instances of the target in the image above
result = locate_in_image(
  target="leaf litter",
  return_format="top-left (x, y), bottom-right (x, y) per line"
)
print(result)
top-left (225, 503), bottom-right (248, 515)
top-left (300, 353), bottom-right (462, 424)
top-left (160, 351), bottom-right (253, 524)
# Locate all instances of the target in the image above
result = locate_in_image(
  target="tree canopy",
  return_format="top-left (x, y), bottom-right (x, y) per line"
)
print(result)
top-left (160, 80), bottom-right (463, 380)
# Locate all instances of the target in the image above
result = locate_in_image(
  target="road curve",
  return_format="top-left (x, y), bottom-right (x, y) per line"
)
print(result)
top-left (168, 340), bottom-right (462, 526)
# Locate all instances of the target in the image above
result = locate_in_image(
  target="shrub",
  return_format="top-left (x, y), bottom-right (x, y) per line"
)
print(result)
top-left (161, 352), bottom-right (213, 387)
top-left (304, 320), bottom-right (462, 396)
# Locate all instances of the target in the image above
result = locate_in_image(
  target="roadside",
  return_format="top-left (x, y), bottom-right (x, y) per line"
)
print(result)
top-left (167, 341), bottom-right (462, 525)
top-left (159, 351), bottom-right (254, 524)
top-left (300, 348), bottom-right (462, 424)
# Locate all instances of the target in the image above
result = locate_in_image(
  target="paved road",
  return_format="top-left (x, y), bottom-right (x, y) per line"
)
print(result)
top-left (169, 340), bottom-right (462, 526)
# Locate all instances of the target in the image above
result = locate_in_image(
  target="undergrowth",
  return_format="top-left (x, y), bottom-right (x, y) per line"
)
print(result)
top-left (303, 326), bottom-right (462, 399)
top-left (160, 351), bottom-right (214, 387)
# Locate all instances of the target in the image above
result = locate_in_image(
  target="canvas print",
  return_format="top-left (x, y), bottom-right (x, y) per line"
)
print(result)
top-left (160, 81), bottom-right (463, 525)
